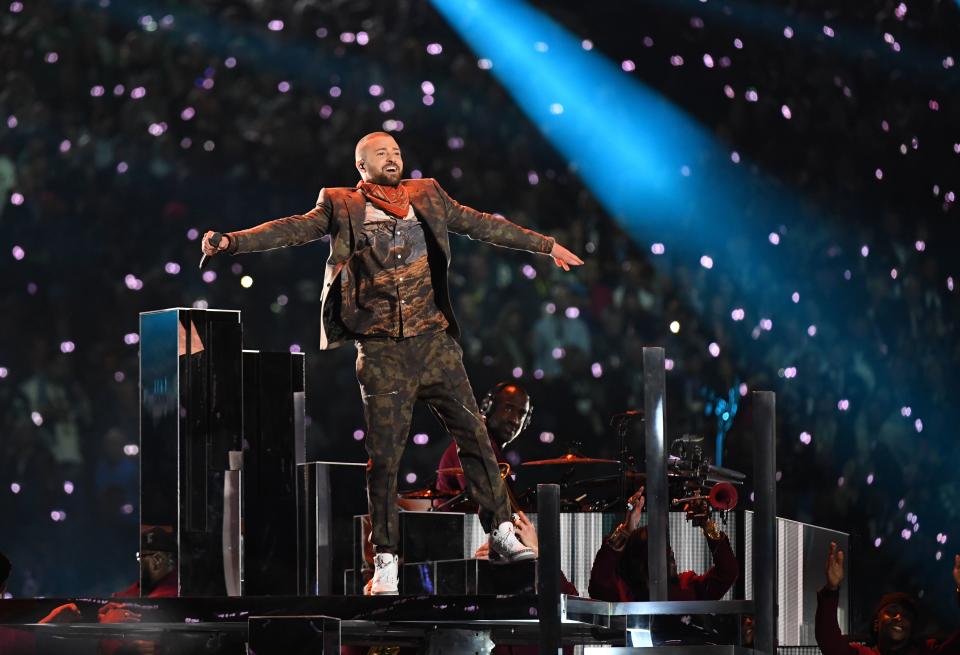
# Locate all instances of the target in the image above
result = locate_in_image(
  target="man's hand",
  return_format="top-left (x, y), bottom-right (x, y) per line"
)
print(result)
top-left (513, 511), bottom-right (538, 556)
top-left (38, 603), bottom-right (81, 624)
top-left (474, 542), bottom-right (490, 560)
top-left (825, 541), bottom-right (844, 591)
top-left (549, 242), bottom-right (584, 272)
top-left (201, 231), bottom-right (230, 256)
top-left (625, 486), bottom-right (646, 532)
top-left (98, 602), bottom-right (142, 624)
top-left (953, 554), bottom-right (960, 587)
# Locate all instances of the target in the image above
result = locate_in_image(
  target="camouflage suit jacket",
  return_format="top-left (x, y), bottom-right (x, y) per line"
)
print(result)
top-left (227, 178), bottom-right (555, 349)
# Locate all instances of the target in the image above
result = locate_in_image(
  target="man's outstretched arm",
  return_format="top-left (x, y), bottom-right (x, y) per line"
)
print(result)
top-left (816, 542), bottom-right (853, 655)
top-left (431, 179), bottom-right (583, 270)
top-left (202, 189), bottom-right (333, 257)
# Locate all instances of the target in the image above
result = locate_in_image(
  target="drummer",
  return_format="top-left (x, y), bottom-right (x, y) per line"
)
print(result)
top-left (435, 382), bottom-right (532, 495)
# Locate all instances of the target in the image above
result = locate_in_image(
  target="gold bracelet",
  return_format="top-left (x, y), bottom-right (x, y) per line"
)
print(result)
top-left (703, 520), bottom-right (723, 541)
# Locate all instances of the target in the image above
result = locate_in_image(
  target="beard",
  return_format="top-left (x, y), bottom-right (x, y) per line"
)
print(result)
top-left (370, 168), bottom-right (402, 186)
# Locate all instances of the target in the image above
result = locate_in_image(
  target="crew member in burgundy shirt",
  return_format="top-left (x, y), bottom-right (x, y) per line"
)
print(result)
top-left (817, 544), bottom-right (960, 655)
top-left (203, 132), bottom-right (583, 594)
top-left (588, 488), bottom-right (738, 601)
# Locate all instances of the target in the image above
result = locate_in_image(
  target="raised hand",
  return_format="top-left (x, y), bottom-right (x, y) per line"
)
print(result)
top-left (200, 231), bottom-right (230, 256)
top-left (625, 486), bottom-right (646, 532)
top-left (549, 242), bottom-right (584, 272)
top-left (513, 511), bottom-right (539, 556)
top-left (825, 541), bottom-right (845, 591)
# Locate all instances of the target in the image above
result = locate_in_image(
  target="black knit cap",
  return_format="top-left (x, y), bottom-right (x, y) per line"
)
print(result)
top-left (872, 592), bottom-right (918, 631)
top-left (141, 527), bottom-right (177, 554)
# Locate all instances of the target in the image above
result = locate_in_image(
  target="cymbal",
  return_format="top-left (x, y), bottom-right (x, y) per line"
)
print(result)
top-left (398, 488), bottom-right (459, 499)
top-left (522, 454), bottom-right (620, 467)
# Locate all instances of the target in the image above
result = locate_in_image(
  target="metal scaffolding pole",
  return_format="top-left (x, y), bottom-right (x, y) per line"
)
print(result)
top-left (537, 483), bottom-right (562, 654)
top-left (642, 347), bottom-right (669, 601)
top-left (752, 391), bottom-right (777, 655)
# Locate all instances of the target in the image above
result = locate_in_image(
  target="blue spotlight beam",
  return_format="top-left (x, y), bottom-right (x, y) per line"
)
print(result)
top-left (430, 0), bottom-right (761, 259)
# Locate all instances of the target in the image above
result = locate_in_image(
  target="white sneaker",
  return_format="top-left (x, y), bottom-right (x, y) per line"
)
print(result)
top-left (488, 521), bottom-right (536, 563)
top-left (369, 553), bottom-right (399, 595)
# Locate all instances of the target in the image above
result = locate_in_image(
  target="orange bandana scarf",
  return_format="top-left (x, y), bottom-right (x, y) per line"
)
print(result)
top-left (357, 181), bottom-right (411, 219)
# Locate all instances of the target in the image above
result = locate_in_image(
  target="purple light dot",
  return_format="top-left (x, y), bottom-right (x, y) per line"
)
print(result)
top-left (31, 411), bottom-right (43, 426)
top-left (731, 308), bottom-right (745, 321)
top-left (621, 59), bottom-right (636, 72)
top-left (521, 264), bottom-right (536, 279)
top-left (10, 482), bottom-right (21, 494)
top-left (768, 232), bottom-right (780, 245)
top-left (651, 243), bottom-right (665, 255)
top-left (565, 307), bottom-right (580, 319)
top-left (898, 499), bottom-right (905, 509)
top-left (700, 255), bottom-right (714, 269)
top-left (202, 270), bottom-right (217, 283)
top-left (724, 85), bottom-right (735, 99)
top-left (289, 344), bottom-right (301, 354)
top-left (551, 347), bottom-right (565, 360)
top-left (113, 84), bottom-right (125, 96)
top-left (664, 358), bottom-right (675, 371)
top-left (783, 26), bottom-right (794, 38)
top-left (527, 171), bottom-right (539, 185)
top-left (874, 537), bottom-right (882, 547)
top-left (915, 240), bottom-right (926, 252)
top-left (807, 325), bottom-right (817, 337)
top-left (225, 57), bottom-right (237, 68)
top-left (0, 367), bottom-right (7, 378)
top-left (784, 366), bottom-right (797, 378)
top-left (124, 333), bottom-right (140, 345)
top-left (59, 139), bottom-right (72, 153)
top-left (90, 85), bottom-right (105, 97)
top-left (114, 371), bottom-right (125, 382)
top-left (420, 81), bottom-right (435, 95)
top-left (822, 25), bottom-right (835, 38)
top-left (186, 228), bottom-right (199, 241)
top-left (929, 99), bottom-right (940, 111)
top-left (837, 477), bottom-right (845, 487)
top-left (165, 262), bottom-right (181, 275)
top-left (121, 504), bottom-right (134, 515)
top-left (64, 481), bottom-right (74, 494)
top-left (130, 86), bottom-right (146, 99)
top-left (670, 55), bottom-right (684, 66)
top-left (861, 245), bottom-right (870, 257)
top-left (734, 38), bottom-right (743, 49)
top-left (353, 429), bottom-right (365, 441)
top-left (267, 19), bottom-right (284, 31)
top-left (702, 54), bottom-right (714, 68)
top-left (781, 105), bottom-right (792, 119)
top-left (866, 473), bottom-right (875, 485)
top-left (512, 367), bottom-right (523, 378)
top-left (278, 81), bottom-right (291, 93)
top-left (901, 406), bottom-right (912, 417)
top-left (181, 107), bottom-right (196, 120)
top-left (340, 32), bottom-right (356, 43)
top-left (11, 192), bottom-right (24, 206)
top-left (357, 31), bottom-right (370, 46)
top-left (914, 419), bottom-right (923, 432)
top-left (379, 99), bottom-right (395, 112)
top-left (799, 431), bottom-right (812, 445)
top-left (180, 137), bottom-right (192, 149)
top-left (731, 151), bottom-right (741, 163)
top-left (422, 95), bottom-right (435, 106)
top-left (426, 43), bottom-right (443, 55)
top-left (837, 399), bottom-right (850, 411)
top-left (201, 78), bottom-right (214, 90)
top-left (791, 292), bottom-right (800, 303)
top-left (329, 86), bottom-right (342, 98)
top-left (60, 341), bottom-right (75, 354)
top-left (5, 115), bottom-right (15, 128)
top-left (901, 529), bottom-right (912, 540)
top-left (411, 169), bottom-right (422, 179)
top-left (545, 303), bottom-right (556, 314)
top-left (948, 277), bottom-right (955, 292)
top-left (12, 245), bottom-right (25, 260)
top-left (10, 1), bottom-right (23, 12)
top-left (708, 342), bottom-right (720, 357)
top-left (477, 58), bottom-right (493, 70)
top-left (581, 39), bottom-right (593, 50)
top-left (745, 88), bottom-right (759, 102)
top-left (760, 318), bottom-right (773, 331)
top-left (45, 51), bottom-right (59, 64)
top-left (643, 36), bottom-right (654, 47)
top-left (591, 362), bottom-right (603, 378)
top-left (890, 268), bottom-right (898, 280)
top-left (318, 105), bottom-right (334, 119)
top-left (539, 431), bottom-right (555, 444)
top-left (412, 433), bottom-right (429, 445)
top-left (116, 161), bottom-right (128, 174)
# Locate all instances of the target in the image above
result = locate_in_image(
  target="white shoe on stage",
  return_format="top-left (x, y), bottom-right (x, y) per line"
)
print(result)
top-left (369, 553), bottom-right (399, 595)
top-left (488, 521), bottom-right (536, 563)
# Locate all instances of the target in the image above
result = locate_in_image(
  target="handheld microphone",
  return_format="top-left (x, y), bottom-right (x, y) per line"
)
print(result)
top-left (199, 232), bottom-right (224, 270)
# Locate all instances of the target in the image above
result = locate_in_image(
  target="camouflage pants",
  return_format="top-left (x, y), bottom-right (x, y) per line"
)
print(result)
top-left (356, 331), bottom-right (511, 553)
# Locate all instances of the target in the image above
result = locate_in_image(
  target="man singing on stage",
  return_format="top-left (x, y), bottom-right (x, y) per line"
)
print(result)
top-left (202, 131), bottom-right (583, 595)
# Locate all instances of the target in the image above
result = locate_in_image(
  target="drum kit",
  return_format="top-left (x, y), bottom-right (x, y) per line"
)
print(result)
top-left (399, 424), bottom-right (746, 515)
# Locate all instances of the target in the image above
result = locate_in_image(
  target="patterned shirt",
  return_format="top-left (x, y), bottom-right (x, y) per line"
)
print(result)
top-left (343, 202), bottom-right (449, 338)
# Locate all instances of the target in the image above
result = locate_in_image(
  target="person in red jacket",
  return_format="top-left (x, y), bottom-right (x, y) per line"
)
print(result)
top-left (588, 487), bottom-right (738, 601)
top-left (816, 544), bottom-right (960, 655)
